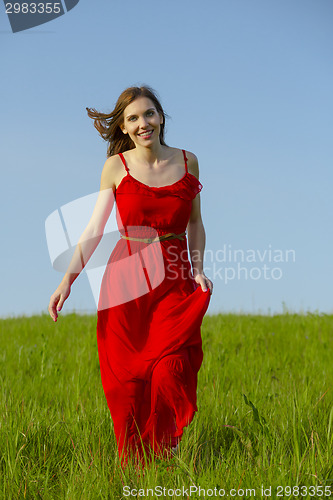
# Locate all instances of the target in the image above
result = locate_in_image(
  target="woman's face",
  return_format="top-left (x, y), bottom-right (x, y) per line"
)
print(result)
top-left (121, 97), bottom-right (163, 147)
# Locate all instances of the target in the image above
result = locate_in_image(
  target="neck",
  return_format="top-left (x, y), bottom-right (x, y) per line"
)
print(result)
top-left (134, 142), bottom-right (166, 166)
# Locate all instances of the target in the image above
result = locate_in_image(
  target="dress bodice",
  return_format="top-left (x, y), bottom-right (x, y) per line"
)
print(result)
top-left (115, 150), bottom-right (203, 237)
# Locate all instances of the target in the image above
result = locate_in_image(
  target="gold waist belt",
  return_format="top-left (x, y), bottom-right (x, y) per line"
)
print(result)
top-left (120, 231), bottom-right (186, 244)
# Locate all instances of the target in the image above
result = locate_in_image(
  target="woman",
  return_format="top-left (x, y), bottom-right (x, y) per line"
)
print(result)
top-left (48, 86), bottom-right (213, 466)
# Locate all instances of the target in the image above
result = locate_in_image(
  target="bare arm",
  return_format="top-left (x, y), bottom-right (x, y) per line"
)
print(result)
top-left (186, 152), bottom-right (213, 294)
top-left (48, 156), bottom-right (120, 321)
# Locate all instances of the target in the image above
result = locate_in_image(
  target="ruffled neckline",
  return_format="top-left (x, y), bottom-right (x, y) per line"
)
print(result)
top-left (116, 171), bottom-right (203, 200)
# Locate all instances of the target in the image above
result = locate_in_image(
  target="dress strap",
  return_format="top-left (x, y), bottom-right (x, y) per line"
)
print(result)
top-left (182, 149), bottom-right (188, 173)
top-left (118, 153), bottom-right (130, 173)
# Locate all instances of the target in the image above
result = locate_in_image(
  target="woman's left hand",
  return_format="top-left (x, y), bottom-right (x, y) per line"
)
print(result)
top-left (194, 273), bottom-right (213, 295)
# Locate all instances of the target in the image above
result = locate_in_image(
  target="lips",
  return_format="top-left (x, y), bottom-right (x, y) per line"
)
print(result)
top-left (138, 130), bottom-right (153, 137)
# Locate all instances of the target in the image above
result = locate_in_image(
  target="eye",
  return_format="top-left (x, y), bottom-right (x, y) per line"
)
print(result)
top-left (128, 116), bottom-right (137, 121)
top-left (146, 110), bottom-right (154, 116)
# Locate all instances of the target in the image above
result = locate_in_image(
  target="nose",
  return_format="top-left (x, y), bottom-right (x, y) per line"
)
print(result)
top-left (138, 116), bottom-right (149, 129)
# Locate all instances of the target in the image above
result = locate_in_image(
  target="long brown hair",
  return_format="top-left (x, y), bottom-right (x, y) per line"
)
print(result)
top-left (86, 86), bottom-right (169, 157)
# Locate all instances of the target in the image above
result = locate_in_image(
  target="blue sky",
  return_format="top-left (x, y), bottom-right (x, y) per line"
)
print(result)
top-left (1, 0), bottom-right (332, 317)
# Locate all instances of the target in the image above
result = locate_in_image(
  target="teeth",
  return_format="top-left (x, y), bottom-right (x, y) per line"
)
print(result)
top-left (139, 130), bottom-right (153, 136)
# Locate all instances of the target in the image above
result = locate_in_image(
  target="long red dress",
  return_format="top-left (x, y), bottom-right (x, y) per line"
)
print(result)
top-left (96, 149), bottom-right (211, 465)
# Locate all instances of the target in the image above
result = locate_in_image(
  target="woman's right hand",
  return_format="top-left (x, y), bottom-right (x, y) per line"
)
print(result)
top-left (48, 281), bottom-right (71, 322)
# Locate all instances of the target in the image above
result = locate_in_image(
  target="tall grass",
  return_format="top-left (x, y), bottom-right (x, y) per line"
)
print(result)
top-left (0, 312), bottom-right (332, 499)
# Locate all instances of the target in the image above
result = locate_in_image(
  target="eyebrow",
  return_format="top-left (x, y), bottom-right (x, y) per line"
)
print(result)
top-left (125, 107), bottom-right (156, 119)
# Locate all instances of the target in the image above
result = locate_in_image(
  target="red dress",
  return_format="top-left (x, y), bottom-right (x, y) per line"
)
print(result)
top-left (96, 149), bottom-right (210, 465)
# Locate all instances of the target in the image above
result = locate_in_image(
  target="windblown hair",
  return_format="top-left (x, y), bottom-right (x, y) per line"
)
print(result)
top-left (86, 86), bottom-right (169, 157)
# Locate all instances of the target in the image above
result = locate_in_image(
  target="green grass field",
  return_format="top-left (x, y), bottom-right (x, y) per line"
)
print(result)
top-left (0, 312), bottom-right (332, 499)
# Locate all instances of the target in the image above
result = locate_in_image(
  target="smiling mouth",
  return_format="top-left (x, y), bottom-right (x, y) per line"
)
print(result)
top-left (138, 130), bottom-right (153, 137)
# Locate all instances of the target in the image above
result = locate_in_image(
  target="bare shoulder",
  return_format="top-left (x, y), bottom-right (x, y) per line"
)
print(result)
top-left (100, 154), bottom-right (126, 191)
top-left (103, 154), bottom-right (124, 173)
top-left (184, 150), bottom-right (199, 180)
